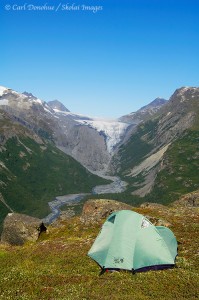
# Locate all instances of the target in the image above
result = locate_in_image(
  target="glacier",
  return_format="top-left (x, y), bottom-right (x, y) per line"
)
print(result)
top-left (0, 85), bottom-right (130, 155)
top-left (76, 118), bottom-right (129, 153)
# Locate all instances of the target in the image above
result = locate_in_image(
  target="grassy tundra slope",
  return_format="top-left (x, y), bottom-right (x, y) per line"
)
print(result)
top-left (0, 204), bottom-right (198, 300)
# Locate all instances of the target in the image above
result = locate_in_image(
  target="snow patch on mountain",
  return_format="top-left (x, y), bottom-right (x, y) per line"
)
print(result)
top-left (0, 99), bottom-right (9, 105)
top-left (53, 109), bottom-right (91, 120)
top-left (53, 109), bottom-right (79, 117)
top-left (32, 98), bottom-right (43, 105)
top-left (44, 106), bottom-right (54, 114)
top-left (0, 86), bottom-right (8, 96)
top-left (76, 118), bottom-right (129, 153)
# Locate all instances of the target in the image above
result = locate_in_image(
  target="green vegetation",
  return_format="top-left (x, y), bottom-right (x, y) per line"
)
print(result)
top-left (0, 205), bottom-right (198, 299)
top-left (117, 118), bottom-right (159, 175)
top-left (74, 129), bottom-right (199, 209)
top-left (0, 137), bottom-right (109, 228)
top-left (148, 130), bottom-right (199, 204)
top-left (113, 115), bottom-right (199, 205)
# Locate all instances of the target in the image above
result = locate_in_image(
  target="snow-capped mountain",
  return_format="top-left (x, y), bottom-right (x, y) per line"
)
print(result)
top-left (51, 105), bottom-right (130, 153)
top-left (47, 96), bottom-right (131, 153)
top-left (1, 84), bottom-right (199, 234)
top-left (1, 84), bottom-right (198, 202)
top-left (0, 85), bottom-right (168, 172)
top-left (0, 86), bottom-right (130, 171)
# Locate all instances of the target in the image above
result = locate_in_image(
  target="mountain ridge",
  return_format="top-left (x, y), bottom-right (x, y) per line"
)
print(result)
top-left (0, 104), bottom-right (109, 229)
top-left (0, 85), bottom-right (167, 172)
top-left (48, 99), bottom-right (70, 112)
top-left (114, 86), bottom-right (199, 202)
top-left (1, 84), bottom-right (198, 223)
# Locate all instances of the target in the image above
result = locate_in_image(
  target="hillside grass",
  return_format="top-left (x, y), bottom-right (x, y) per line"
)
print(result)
top-left (0, 205), bottom-right (198, 299)
top-left (117, 118), bottom-right (159, 175)
top-left (0, 137), bottom-right (109, 228)
top-left (114, 127), bottom-right (199, 206)
top-left (148, 130), bottom-right (199, 204)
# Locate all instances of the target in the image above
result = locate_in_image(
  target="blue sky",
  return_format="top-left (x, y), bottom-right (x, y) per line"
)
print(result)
top-left (1, 0), bottom-right (199, 117)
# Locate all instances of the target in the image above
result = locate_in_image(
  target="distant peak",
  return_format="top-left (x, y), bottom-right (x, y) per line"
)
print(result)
top-left (48, 100), bottom-right (70, 112)
top-left (169, 87), bottom-right (199, 105)
top-left (177, 86), bottom-right (198, 92)
top-left (139, 97), bottom-right (168, 111)
top-left (172, 86), bottom-right (199, 98)
top-left (156, 97), bottom-right (165, 100)
top-left (22, 91), bottom-right (38, 99)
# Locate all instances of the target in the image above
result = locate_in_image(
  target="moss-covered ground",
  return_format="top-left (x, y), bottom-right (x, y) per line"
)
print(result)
top-left (0, 205), bottom-right (198, 300)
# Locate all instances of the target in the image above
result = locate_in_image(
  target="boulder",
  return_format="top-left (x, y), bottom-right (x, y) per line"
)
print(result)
top-left (140, 202), bottom-right (168, 209)
top-left (173, 190), bottom-right (199, 207)
top-left (81, 199), bottom-right (172, 227)
top-left (1, 213), bottom-right (46, 246)
top-left (145, 215), bottom-right (172, 227)
top-left (81, 199), bottom-right (133, 224)
top-left (140, 203), bottom-right (172, 227)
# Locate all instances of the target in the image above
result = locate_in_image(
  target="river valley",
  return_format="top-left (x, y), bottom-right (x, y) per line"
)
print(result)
top-left (42, 175), bottom-right (128, 224)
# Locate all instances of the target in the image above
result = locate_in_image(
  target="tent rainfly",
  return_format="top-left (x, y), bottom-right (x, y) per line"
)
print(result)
top-left (88, 210), bottom-right (178, 273)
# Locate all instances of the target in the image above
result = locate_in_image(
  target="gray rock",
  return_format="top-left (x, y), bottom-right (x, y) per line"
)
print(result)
top-left (145, 215), bottom-right (172, 227)
top-left (140, 202), bottom-right (168, 209)
top-left (173, 190), bottom-right (199, 207)
top-left (81, 199), bottom-right (133, 224)
top-left (48, 100), bottom-right (70, 112)
top-left (80, 199), bottom-right (172, 227)
top-left (1, 213), bottom-right (46, 245)
top-left (140, 203), bottom-right (172, 227)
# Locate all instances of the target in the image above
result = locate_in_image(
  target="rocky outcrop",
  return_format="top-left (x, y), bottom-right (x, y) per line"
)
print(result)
top-left (48, 100), bottom-right (70, 112)
top-left (81, 199), bottom-right (172, 227)
top-left (61, 124), bottom-right (110, 171)
top-left (140, 202), bottom-right (169, 209)
top-left (173, 190), bottom-right (199, 207)
top-left (81, 199), bottom-right (133, 224)
top-left (1, 213), bottom-right (46, 246)
top-left (139, 202), bottom-right (171, 227)
top-left (145, 216), bottom-right (172, 227)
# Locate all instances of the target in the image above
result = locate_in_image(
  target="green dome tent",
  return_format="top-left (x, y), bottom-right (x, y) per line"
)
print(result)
top-left (88, 210), bottom-right (177, 273)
